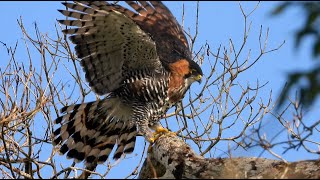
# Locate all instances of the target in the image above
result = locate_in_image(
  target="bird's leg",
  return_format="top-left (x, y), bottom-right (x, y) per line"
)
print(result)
top-left (137, 122), bottom-right (176, 153)
top-left (150, 123), bottom-right (177, 141)
top-left (136, 121), bottom-right (156, 153)
top-left (147, 123), bottom-right (176, 153)
top-left (137, 122), bottom-right (155, 143)
top-left (133, 106), bottom-right (156, 143)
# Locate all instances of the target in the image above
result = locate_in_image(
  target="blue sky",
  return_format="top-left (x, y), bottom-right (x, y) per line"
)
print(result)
top-left (1, 1), bottom-right (319, 179)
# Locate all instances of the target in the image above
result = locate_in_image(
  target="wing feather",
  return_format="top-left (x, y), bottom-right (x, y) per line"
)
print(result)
top-left (59, 1), bottom-right (161, 95)
top-left (104, 1), bottom-right (192, 66)
top-left (59, 1), bottom-right (191, 95)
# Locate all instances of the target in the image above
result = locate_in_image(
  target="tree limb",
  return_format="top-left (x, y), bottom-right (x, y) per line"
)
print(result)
top-left (139, 134), bottom-right (320, 179)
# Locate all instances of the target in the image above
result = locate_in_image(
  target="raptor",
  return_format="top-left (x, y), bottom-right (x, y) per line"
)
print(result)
top-left (52, 1), bottom-right (203, 166)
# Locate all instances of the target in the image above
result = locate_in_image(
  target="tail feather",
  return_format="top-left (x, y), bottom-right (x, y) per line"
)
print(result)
top-left (52, 97), bottom-right (135, 165)
top-left (113, 125), bottom-right (137, 159)
top-left (124, 126), bottom-right (137, 153)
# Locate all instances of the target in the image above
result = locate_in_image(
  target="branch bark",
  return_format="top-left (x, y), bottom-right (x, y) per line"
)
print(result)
top-left (139, 134), bottom-right (320, 179)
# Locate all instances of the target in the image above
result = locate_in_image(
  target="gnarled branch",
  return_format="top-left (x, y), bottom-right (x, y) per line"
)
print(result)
top-left (139, 134), bottom-right (320, 179)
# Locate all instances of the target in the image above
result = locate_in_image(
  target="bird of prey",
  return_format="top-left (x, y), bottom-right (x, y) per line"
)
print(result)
top-left (52, 1), bottom-right (203, 166)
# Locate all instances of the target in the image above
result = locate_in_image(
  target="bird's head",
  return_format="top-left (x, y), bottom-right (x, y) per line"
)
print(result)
top-left (184, 60), bottom-right (203, 85)
top-left (168, 58), bottom-right (203, 87)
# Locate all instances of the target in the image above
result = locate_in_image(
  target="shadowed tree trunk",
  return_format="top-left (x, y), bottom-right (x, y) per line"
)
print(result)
top-left (139, 134), bottom-right (320, 179)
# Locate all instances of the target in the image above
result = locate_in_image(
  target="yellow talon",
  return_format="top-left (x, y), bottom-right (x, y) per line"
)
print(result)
top-left (147, 127), bottom-right (177, 153)
top-left (148, 137), bottom-right (155, 143)
top-left (152, 127), bottom-right (177, 143)
top-left (155, 127), bottom-right (169, 134)
top-left (167, 131), bottom-right (177, 137)
top-left (155, 127), bottom-right (177, 137)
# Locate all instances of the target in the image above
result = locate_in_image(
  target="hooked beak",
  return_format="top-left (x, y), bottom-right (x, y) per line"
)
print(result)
top-left (195, 74), bottom-right (202, 84)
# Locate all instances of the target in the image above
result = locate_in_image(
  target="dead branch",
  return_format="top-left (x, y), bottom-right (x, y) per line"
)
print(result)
top-left (140, 134), bottom-right (320, 179)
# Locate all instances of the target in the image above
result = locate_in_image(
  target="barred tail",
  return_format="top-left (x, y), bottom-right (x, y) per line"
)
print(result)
top-left (52, 97), bottom-right (136, 165)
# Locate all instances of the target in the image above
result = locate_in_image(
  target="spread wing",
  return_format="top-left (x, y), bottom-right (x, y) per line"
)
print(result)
top-left (106, 1), bottom-right (192, 66)
top-left (58, 1), bottom-right (190, 95)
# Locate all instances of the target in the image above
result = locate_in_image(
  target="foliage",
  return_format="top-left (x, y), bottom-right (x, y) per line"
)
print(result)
top-left (271, 2), bottom-right (320, 108)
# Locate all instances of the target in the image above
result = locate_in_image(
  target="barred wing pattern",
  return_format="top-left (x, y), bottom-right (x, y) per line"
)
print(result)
top-left (102, 1), bottom-right (192, 63)
top-left (53, 1), bottom-right (195, 167)
top-left (58, 1), bottom-right (162, 95)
